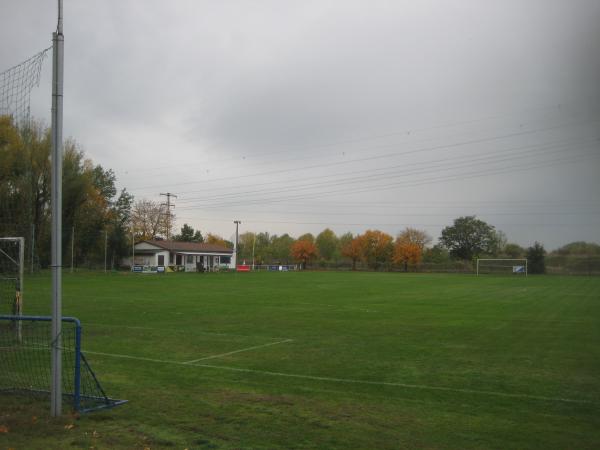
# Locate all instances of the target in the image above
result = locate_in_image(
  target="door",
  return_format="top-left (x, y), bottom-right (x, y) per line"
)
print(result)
top-left (185, 254), bottom-right (196, 272)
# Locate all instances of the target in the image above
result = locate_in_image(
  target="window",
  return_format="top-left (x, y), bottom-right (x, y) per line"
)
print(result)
top-left (221, 256), bottom-right (231, 264)
top-left (186, 255), bottom-right (194, 264)
top-left (176, 254), bottom-right (182, 265)
top-left (157, 255), bottom-right (164, 265)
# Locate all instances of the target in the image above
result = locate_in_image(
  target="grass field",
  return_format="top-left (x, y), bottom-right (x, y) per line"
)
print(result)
top-left (1, 271), bottom-right (600, 449)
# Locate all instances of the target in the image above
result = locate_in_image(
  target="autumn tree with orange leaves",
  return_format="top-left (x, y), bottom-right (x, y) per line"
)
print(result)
top-left (290, 239), bottom-right (319, 269)
top-left (393, 242), bottom-right (422, 271)
top-left (393, 227), bottom-right (431, 271)
top-left (359, 230), bottom-right (394, 270)
top-left (341, 235), bottom-right (363, 270)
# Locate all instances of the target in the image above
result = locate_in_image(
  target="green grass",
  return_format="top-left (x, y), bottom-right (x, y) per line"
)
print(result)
top-left (2, 271), bottom-right (600, 449)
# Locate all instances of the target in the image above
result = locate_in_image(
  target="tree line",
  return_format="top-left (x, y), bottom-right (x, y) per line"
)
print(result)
top-left (232, 217), bottom-right (549, 273)
top-left (2, 116), bottom-right (597, 273)
top-left (1, 117), bottom-right (133, 268)
top-left (0, 117), bottom-right (239, 268)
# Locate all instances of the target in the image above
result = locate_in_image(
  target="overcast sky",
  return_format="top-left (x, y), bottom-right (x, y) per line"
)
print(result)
top-left (1, 0), bottom-right (599, 249)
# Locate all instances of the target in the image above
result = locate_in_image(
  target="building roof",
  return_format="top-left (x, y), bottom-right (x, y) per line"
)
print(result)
top-left (142, 240), bottom-right (233, 254)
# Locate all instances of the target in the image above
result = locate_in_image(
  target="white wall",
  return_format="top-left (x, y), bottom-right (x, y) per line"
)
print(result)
top-left (155, 250), bottom-right (169, 266)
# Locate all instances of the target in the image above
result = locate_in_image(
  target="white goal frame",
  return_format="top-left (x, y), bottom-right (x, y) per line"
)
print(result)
top-left (476, 258), bottom-right (528, 276)
top-left (0, 237), bottom-right (25, 340)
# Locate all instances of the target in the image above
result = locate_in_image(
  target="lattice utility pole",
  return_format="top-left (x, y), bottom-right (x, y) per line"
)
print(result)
top-left (160, 192), bottom-right (177, 240)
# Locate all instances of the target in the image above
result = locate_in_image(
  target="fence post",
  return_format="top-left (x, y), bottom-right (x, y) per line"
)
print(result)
top-left (74, 322), bottom-right (82, 412)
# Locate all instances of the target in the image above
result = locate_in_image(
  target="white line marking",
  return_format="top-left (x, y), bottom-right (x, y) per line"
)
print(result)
top-left (82, 349), bottom-right (593, 405)
top-left (83, 350), bottom-right (176, 365)
top-left (85, 322), bottom-right (289, 340)
top-left (183, 339), bottom-right (293, 364)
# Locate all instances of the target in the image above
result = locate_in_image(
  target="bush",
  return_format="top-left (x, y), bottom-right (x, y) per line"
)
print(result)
top-left (527, 242), bottom-right (546, 274)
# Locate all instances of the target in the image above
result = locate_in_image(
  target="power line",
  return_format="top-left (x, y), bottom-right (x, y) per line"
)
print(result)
top-left (172, 142), bottom-right (598, 210)
top-left (117, 101), bottom-right (572, 179)
top-left (174, 137), bottom-right (597, 205)
top-left (177, 149), bottom-right (599, 210)
top-left (173, 217), bottom-right (600, 229)
top-left (129, 117), bottom-right (598, 193)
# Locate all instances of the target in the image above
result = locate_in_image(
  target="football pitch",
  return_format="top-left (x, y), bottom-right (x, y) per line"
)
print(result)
top-left (2, 271), bottom-right (600, 449)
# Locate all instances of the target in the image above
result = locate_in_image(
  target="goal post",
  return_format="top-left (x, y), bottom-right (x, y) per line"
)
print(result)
top-left (0, 237), bottom-right (25, 340)
top-left (1, 0), bottom-right (65, 417)
top-left (0, 315), bottom-right (127, 413)
top-left (476, 258), bottom-right (528, 276)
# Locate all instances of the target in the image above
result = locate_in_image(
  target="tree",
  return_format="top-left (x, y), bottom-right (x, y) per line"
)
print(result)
top-left (174, 223), bottom-right (203, 242)
top-left (503, 243), bottom-right (525, 258)
top-left (316, 228), bottom-right (339, 262)
top-left (527, 242), bottom-right (546, 274)
top-left (553, 241), bottom-right (600, 256)
top-left (271, 234), bottom-right (294, 262)
top-left (253, 232), bottom-right (272, 264)
top-left (206, 233), bottom-right (234, 249)
top-left (63, 145), bottom-right (125, 268)
top-left (439, 216), bottom-right (498, 260)
top-left (341, 235), bottom-right (362, 270)
top-left (550, 241), bottom-right (600, 275)
top-left (359, 230), bottom-right (393, 270)
top-left (297, 233), bottom-right (315, 243)
top-left (0, 118), bottom-right (51, 265)
top-left (1, 116), bottom-right (134, 269)
top-left (131, 199), bottom-right (169, 240)
top-left (393, 242), bottom-right (422, 271)
top-left (393, 228), bottom-right (430, 271)
top-left (290, 239), bottom-right (318, 269)
top-left (491, 230), bottom-right (508, 256)
top-left (338, 232), bottom-right (353, 250)
top-left (396, 227), bottom-right (431, 249)
top-left (422, 244), bottom-right (450, 264)
top-left (107, 188), bottom-right (134, 268)
top-left (237, 231), bottom-right (256, 263)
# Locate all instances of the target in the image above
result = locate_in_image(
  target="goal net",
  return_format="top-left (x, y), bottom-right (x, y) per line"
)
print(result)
top-left (0, 48), bottom-right (49, 127)
top-left (0, 315), bottom-right (127, 413)
top-left (476, 259), bottom-right (528, 276)
top-left (0, 238), bottom-right (24, 320)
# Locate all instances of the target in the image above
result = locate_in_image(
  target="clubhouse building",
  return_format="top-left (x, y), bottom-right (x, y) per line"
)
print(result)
top-left (126, 240), bottom-right (234, 272)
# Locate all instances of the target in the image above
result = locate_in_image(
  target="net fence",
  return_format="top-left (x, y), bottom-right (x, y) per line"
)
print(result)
top-left (477, 259), bottom-right (527, 275)
top-left (0, 48), bottom-right (50, 127)
top-left (0, 315), bottom-right (126, 413)
top-left (0, 238), bottom-right (23, 317)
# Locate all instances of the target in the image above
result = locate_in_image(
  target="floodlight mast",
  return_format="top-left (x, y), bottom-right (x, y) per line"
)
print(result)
top-left (50, 0), bottom-right (64, 417)
top-left (234, 220), bottom-right (241, 268)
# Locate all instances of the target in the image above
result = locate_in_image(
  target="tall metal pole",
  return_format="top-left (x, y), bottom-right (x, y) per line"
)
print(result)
top-left (17, 237), bottom-right (24, 341)
top-left (132, 231), bottom-right (135, 270)
top-left (233, 220), bottom-right (241, 268)
top-left (30, 224), bottom-right (35, 274)
top-left (70, 225), bottom-right (74, 273)
top-left (50, 0), bottom-right (64, 418)
top-left (104, 230), bottom-right (108, 273)
top-left (252, 233), bottom-right (256, 271)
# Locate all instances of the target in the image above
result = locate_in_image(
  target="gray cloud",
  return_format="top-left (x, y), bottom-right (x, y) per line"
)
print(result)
top-left (1, 0), bottom-right (599, 248)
